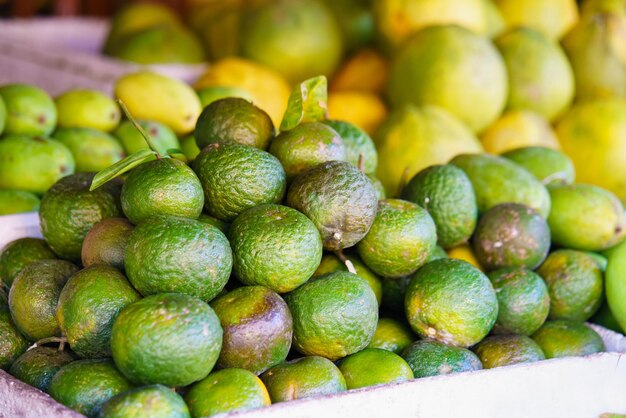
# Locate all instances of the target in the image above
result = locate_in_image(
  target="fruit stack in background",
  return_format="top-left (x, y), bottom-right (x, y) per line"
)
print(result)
top-left (0, 0), bottom-right (626, 417)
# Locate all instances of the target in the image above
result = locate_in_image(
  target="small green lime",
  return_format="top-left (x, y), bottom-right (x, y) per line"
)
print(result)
top-left (99, 384), bottom-right (190, 418)
top-left (402, 340), bottom-right (482, 378)
top-left (229, 204), bottom-right (322, 293)
top-left (473, 335), bottom-right (545, 368)
top-left (121, 158), bottom-right (204, 224)
top-left (9, 346), bottom-right (74, 391)
top-left (0, 310), bottom-right (29, 370)
top-left (323, 119), bottom-right (378, 174)
top-left (338, 348), bottom-right (413, 389)
top-left (185, 368), bottom-right (270, 417)
top-left (502, 146), bottom-right (575, 186)
top-left (367, 317), bottom-right (415, 354)
top-left (81, 218), bottom-right (133, 271)
top-left (0, 238), bottom-right (56, 288)
top-left (532, 320), bottom-right (605, 358)
top-left (260, 356), bottom-right (346, 403)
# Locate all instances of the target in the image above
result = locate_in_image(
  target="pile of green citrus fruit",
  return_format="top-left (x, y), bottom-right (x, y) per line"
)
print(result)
top-left (2, 0), bottom-right (626, 416)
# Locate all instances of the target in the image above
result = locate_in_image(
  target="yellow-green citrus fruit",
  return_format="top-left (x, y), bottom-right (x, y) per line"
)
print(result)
top-left (402, 340), bottom-right (482, 378)
top-left (473, 335), bottom-right (545, 368)
top-left (338, 348), bottom-right (413, 389)
top-left (532, 320), bottom-right (605, 358)
top-left (55, 89), bottom-right (120, 132)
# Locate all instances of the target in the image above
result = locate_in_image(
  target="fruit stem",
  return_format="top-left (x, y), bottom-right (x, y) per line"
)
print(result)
top-left (116, 99), bottom-right (165, 159)
top-left (396, 166), bottom-right (410, 198)
top-left (357, 152), bottom-right (366, 173)
top-left (29, 336), bottom-right (68, 351)
top-left (334, 250), bottom-right (357, 274)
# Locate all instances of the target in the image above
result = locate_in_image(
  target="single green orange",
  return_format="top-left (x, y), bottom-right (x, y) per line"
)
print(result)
top-left (185, 368), bottom-right (270, 417)
top-left (99, 384), bottom-right (190, 418)
top-left (110, 293), bottom-right (223, 387)
top-left (0, 310), bottom-right (29, 370)
top-left (49, 358), bottom-right (133, 418)
top-left (338, 348), bottom-right (413, 389)
top-left (532, 320), bottom-right (605, 358)
top-left (113, 120), bottom-right (180, 156)
top-left (286, 161), bottom-right (378, 250)
top-left (312, 254), bottom-right (383, 306)
top-left (450, 153), bottom-right (551, 218)
top-left (367, 317), bottom-right (415, 354)
top-left (81, 218), bottom-right (133, 271)
top-left (0, 190), bottom-right (40, 215)
top-left (502, 146), bottom-right (575, 186)
top-left (229, 204), bottom-right (322, 293)
top-left (9, 346), bottom-right (74, 392)
top-left (323, 119), bottom-right (378, 174)
top-left (402, 340), bottom-right (482, 378)
top-left (210, 286), bottom-right (292, 374)
top-left (473, 203), bottom-right (551, 270)
top-left (547, 183), bottom-right (626, 252)
top-left (402, 164), bottom-right (477, 249)
top-left (125, 216), bottom-right (232, 302)
top-left (538, 250), bottom-right (604, 322)
top-left (195, 97), bottom-right (274, 150)
top-left (357, 199), bottom-right (437, 278)
top-left (193, 142), bottom-right (286, 221)
top-left (269, 122), bottom-right (346, 181)
top-left (473, 335), bottom-right (545, 369)
top-left (57, 266), bottom-right (141, 358)
top-left (55, 89), bottom-right (120, 132)
top-left (0, 84), bottom-right (57, 136)
top-left (9, 259), bottom-right (79, 341)
top-left (52, 128), bottom-right (125, 172)
top-left (405, 258), bottom-right (498, 347)
top-left (0, 135), bottom-right (75, 195)
top-left (0, 238), bottom-right (56, 288)
top-left (39, 173), bottom-right (122, 262)
top-left (285, 271), bottom-right (378, 360)
top-left (121, 158), bottom-right (204, 224)
top-left (260, 356), bottom-right (346, 403)
top-left (488, 268), bottom-right (550, 336)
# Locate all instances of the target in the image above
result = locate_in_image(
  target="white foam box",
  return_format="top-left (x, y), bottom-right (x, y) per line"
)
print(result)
top-left (1, 212), bottom-right (626, 418)
top-left (0, 18), bottom-right (207, 95)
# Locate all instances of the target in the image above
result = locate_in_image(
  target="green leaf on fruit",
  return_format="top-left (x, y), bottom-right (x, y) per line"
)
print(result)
top-left (90, 149), bottom-right (156, 191)
top-left (280, 76), bottom-right (328, 132)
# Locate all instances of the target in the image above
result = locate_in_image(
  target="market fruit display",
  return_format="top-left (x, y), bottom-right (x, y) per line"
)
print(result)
top-left (1, 0), bottom-right (626, 416)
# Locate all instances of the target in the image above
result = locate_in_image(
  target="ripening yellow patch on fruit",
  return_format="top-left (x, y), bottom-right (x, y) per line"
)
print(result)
top-left (447, 244), bottom-right (484, 271)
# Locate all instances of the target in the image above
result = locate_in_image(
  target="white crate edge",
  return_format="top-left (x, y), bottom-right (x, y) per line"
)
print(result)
top-left (0, 212), bottom-right (42, 248)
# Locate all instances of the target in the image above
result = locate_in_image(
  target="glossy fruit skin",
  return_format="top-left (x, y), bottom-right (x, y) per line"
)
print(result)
top-left (487, 268), bottom-right (550, 336)
top-left (0, 310), bottom-right (29, 370)
top-left (39, 173), bottom-right (122, 262)
top-left (260, 356), bottom-right (346, 403)
top-left (402, 340), bottom-right (482, 378)
top-left (81, 218), bottom-right (133, 271)
top-left (49, 359), bottom-right (133, 418)
top-left (451, 153), bottom-right (551, 218)
top-left (0, 135), bottom-right (75, 195)
top-left (193, 142), bottom-right (286, 222)
top-left (9, 259), bottom-right (79, 341)
top-left (547, 183), bottom-right (626, 252)
top-left (473, 203), bottom-right (551, 271)
top-left (357, 199), bottom-right (437, 278)
top-left (9, 346), bottom-right (74, 392)
top-left (285, 271), bottom-right (378, 361)
top-left (124, 216), bottom-right (232, 302)
top-left (57, 266), bottom-right (141, 358)
top-left (0, 238), bottom-right (56, 288)
top-left (473, 335), bottom-right (545, 369)
top-left (121, 158), bottom-right (204, 225)
top-left (110, 293), bottom-right (223, 387)
top-left (532, 320), bottom-right (605, 358)
top-left (338, 348), bottom-right (413, 389)
top-left (323, 119), bottom-right (378, 175)
top-left (405, 258), bottom-right (498, 347)
top-left (228, 204), bottom-right (322, 293)
top-left (185, 368), bottom-right (270, 417)
top-left (402, 164), bottom-right (477, 249)
top-left (210, 286), bottom-right (292, 375)
top-left (537, 250), bottom-right (604, 322)
top-left (269, 122), bottom-right (347, 181)
top-left (286, 161), bottom-right (378, 250)
top-left (195, 97), bottom-right (274, 150)
top-left (99, 384), bottom-right (190, 418)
